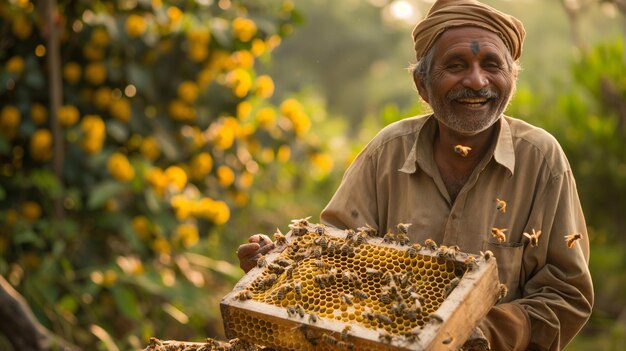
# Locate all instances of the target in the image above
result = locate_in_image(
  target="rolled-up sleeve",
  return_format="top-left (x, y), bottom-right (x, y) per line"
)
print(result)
top-left (480, 170), bottom-right (594, 350)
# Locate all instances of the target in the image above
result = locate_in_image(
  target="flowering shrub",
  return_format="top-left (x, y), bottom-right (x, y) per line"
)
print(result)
top-left (0, 0), bottom-right (336, 348)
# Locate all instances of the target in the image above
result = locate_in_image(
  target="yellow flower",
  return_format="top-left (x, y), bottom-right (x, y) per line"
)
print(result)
top-left (110, 98), bottom-right (132, 122)
top-left (146, 167), bottom-right (169, 196)
top-left (310, 152), bottom-right (334, 175)
top-left (30, 103), bottom-right (47, 125)
top-left (238, 171), bottom-right (254, 189)
top-left (266, 35), bottom-right (282, 51)
top-left (0, 105), bottom-right (21, 140)
top-left (80, 115), bottom-right (106, 154)
top-left (277, 144), bottom-right (291, 163)
top-left (21, 201), bottom-right (42, 223)
top-left (85, 62), bottom-right (107, 85)
top-left (217, 165), bottom-right (235, 187)
top-left (279, 98), bottom-right (302, 118)
top-left (236, 101), bottom-right (252, 120)
top-left (291, 110), bottom-right (311, 136)
top-left (93, 87), bottom-right (113, 109)
top-left (174, 223), bottom-right (199, 248)
top-left (63, 62), bottom-right (82, 84)
top-left (190, 152), bottom-right (213, 180)
top-left (212, 117), bottom-right (238, 150)
top-left (140, 136), bottom-right (161, 161)
top-left (225, 68), bottom-right (252, 97)
top-left (255, 75), bottom-right (275, 99)
top-left (107, 152), bottom-right (135, 182)
top-left (211, 200), bottom-right (230, 225)
top-left (6, 56), bottom-right (25, 74)
top-left (125, 14), bottom-right (147, 38)
top-left (131, 215), bottom-right (151, 240)
top-left (177, 80), bottom-right (199, 103)
top-left (232, 17), bottom-right (257, 42)
top-left (57, 105), bottom-right (80, 126)
top-left (251, 38), bottom-right (266, 57)
top-left (231, 50), bottom-right (254, 69)
top-left (152, 237), bottom-right (171, 255)
top-left (165, 165), bottom-right (187, 191)
top-left (166, 6), bottom-right (183, 26)
top-left (102, 269), bottom-right (118, 287)
top-left (255, 107), bottom-right (276, 128)
top-left (232, 191), bottom-right (249, 207)
top-left (260, 148), bottom-right (274, 164)
top-left (30, 129), bottom-right (53, 161)
top-left (188, 42), bottom-right (209, 62)
top-left (90, 27), bottom-right (110, 47)
top-left (12, 14), bottom-right (32, 39)
top-left (168, 99), bottom-right (196, 121)
top-left (186, 27), bottom-right (211, 44)
top-left (83, 43), bottom-right (105, 61)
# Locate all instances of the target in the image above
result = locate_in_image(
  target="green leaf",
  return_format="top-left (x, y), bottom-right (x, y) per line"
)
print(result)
top-left (111, 285), bottom-right (142, 319)
top-left (29, 169), bottom-right (63, 198)
top-left (87, 181), bottom-right (126, 209)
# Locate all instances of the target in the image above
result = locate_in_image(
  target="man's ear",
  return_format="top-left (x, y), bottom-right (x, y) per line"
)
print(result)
top-left (413, 71), bottom-right (430, 104)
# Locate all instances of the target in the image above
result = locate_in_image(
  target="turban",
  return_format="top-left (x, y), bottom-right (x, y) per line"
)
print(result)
top-left (412, 0), bottom-right (525, 61)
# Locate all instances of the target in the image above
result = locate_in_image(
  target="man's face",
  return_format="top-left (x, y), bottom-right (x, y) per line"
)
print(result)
top-left (419, 27), bottom-right (517, 136)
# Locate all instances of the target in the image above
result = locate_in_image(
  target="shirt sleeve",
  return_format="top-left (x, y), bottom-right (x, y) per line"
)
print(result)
top-left (320, 146), bottom-right (379, 231)
top-left (479, 170), bottom-right (594, 350)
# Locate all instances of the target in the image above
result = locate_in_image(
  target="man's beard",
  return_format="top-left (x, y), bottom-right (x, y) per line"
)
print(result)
top-left (428, 86), bottom-right (512, 136)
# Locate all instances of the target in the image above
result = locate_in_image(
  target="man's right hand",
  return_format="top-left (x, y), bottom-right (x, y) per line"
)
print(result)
top-left (236, 234), bottom-right (275, 273)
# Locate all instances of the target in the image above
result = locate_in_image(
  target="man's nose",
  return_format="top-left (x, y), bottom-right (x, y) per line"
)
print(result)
top-left (462, 65), bottom-right (489, 91)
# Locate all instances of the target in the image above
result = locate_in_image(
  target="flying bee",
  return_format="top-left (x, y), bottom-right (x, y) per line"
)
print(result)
top-left (378, 331), bottom-right (393, 344)
top-left (314, 236), bottom-right (328, 250)
top-left (275, 258), bottom-right (294, 267)
top-left (496, 198), bottom-right (507, 213)
top-left (424, 239), bottom-right (438, 251)
top-left (321, 334), bottom-right (337, 346)
top-left (257, 256), bottom-right (268, 268)
top-left (444, 277), bottom-right (460, 298)
top-left (523, 228), bottom-right (542, 247)
top-left (353, 289), bottom-right (368, 300)
top-left (397, 222), bottom-right (412, 234)
top-left (454, 144), bottom-right (472, 157)
top-left (383, 231), bottom-right (396, 244)
top-left (235, 289), bottom-right (253, 301)
top-left (396, 233), bottom-right (411, 246)
top-left (340, 293), bottom-right (354, 305)
top-left (407, 243), bottom-right (422, 258)
top-left (464, 255), bottom-right (478, 270)
top-left (480, 250), bottom-right (494, 261)
top-left (273, 228), bottom-right (287, 246)
top-left (491, 227), bottom-right (508, 243)
top-left (497, 283), bottom-right (508, 302)
top-left (564, 233), bottom-right (583, 248)
top-left (374, 313), bottom-right (393, 325)
top-left (340, 326), bottom-right (351, 341)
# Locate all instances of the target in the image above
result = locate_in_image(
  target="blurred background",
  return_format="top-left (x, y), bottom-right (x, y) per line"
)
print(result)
top-left (0, 0), bottom-right (624, 349)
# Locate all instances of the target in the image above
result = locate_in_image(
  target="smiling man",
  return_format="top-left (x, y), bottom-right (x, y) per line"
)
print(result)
top-left (237, 0), bottom-right (593, 349)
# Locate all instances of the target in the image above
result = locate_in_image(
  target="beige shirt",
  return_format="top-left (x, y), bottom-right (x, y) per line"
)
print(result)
top-left (321, 114), bottom-right (593, 350)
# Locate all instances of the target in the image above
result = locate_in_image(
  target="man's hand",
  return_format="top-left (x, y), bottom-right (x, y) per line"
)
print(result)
top-left (236, 234), bottom-right (275, 273)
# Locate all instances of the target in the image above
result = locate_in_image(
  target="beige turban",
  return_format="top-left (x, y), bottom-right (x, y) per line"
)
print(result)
top-left (412, 0), bottom-right (525, 61)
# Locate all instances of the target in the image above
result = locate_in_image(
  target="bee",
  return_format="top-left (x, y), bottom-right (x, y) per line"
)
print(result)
top-left (273, 228), bottom-right (287, 246)
top-left (294, 324), bottom-right (318, 346)
top-left (454, 144), bottom-right (472, 157)
top-left (442, 335), bottom-right (454, 345)
top-left (321, 334), bottom-right (337, 346)
top-left (340, 293), bottom-right (354, 305)
top-left (404, 326), bottom-right (421, 343)
top-left (291, 216), bottom-right (311, 227)
top-left (396, 233), bottom-right (411, 246)
top-left (383, 231), bottom-right (396, 244)
top-left (380, 291), bottom-right (392, 305)
top-left (275, 258), bottom-right (293, 267)
top-left (464, 255), bottom-right (478, 270)
top-left (268, 263), bottom-right (285, 274)
top-left (353, 232), bottom-right (368, 246)
top-left (480, 250), bottom-right (494, 261)
top-left (308, 313), bottom-right (318, 323)
top-left (424, 238), bottom-right (438, 251)
top-left (340, 326), bottom-right (351, 341)
top-left (311, 247), bottom-right (323, 258)
top-left (391, 301), bottom-right (408, 315)
top-left (234, 289), bottom-right (253, 301)
top-left (497, 283), bottom-right (508, 302)
top-left (491, 227), bottom-right (508, 243)
top-left (314, 236), bottom-right (328, 250)
top-left (340, 243), bottom-right (354, 254)
top-left (345, 229), bottom-right (356, 241)
top-left (294, 247), bottom-right (310, 261)
top-left (326, 242), bottom-right (339, 256)
top-left (275, 284), bottom-right (292, 300)
top-left (398, 272), bottom-right (411, 288)
top-left (496, 198), bottom-right (507, 213)
top-left (295, 304), bottom-right (306, 318)
top-left (314, 224), bottom-right (327, 235)
top-left (428, 313), bottom-right (443, 324)
top-left (365, 268), bottom-right (382, 278)
top-left (406, 306), bottom-right (421, 321)
top-left (444, 277), bottom-right (460, 298)
top-left (362, 309), bottom-right (374, 321)
top-left (353, 289), bottom-right (368, 300)
top-left (358, 223), bottom-right (377, 237)
top-left (314, 275), bottom-right (327, 289)
top-left (342, 271), bottom-right (362, 287)
top-left (257, 256), bottom-right (268, 268)
top-left (374, 313), bottom-right (393, 325)
top-left (407, 243), bottom-right (422, 258)
top-left (523, 228), bottom-right (542, 247)
top-left (293, 282), bottom-right (302, 295)
top-left (378, 331), bottom-right (393, 343)
top-left (286, 305), bottom-right (297, 317)
top-left (564, 233), bottom-right (583, 248)
top-left (397, 222), bottom-right (412, 234)
top-left (313, 260), bottom-right (327, 270)
top-left (289, 224), bottom-right (308, 236)
top-left (257, 274), bottom-right (277, 290)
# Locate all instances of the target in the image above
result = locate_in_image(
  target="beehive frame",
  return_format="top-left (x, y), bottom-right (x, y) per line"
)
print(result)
top-left (221, 222), bottom-right (500, 351)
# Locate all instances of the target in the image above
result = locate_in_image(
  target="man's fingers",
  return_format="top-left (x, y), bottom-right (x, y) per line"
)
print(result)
top-left (257, 242), bottom-right (275, 255)
top-left (237, 243), bottom-right (260, 260)
top-left (249, 234), bottom-right (273, 247)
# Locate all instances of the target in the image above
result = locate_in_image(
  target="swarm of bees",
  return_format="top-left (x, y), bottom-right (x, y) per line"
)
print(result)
top-left (144, 337), bottom-right (264, 351)
top-left (454, 144), bottom-right (472, 157)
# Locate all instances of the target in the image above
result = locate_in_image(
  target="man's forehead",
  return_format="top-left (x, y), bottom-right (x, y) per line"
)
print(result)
top-left (434, 27), bottom-right (509, 56)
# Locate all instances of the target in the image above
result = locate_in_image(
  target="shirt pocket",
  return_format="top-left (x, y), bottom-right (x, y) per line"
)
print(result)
top-left (483, 240), bottom-right (523, 303)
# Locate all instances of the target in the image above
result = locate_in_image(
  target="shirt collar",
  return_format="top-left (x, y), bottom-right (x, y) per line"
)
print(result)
top-left (398, 115), bottom-right (516, 176)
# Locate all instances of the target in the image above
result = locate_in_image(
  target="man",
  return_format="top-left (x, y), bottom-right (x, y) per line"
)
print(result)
top-left (238, 0), bottom-right (593, 349)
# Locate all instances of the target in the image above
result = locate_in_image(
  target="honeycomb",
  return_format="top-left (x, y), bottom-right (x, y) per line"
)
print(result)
top-left (222, 221), bottom-right (499, 351)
